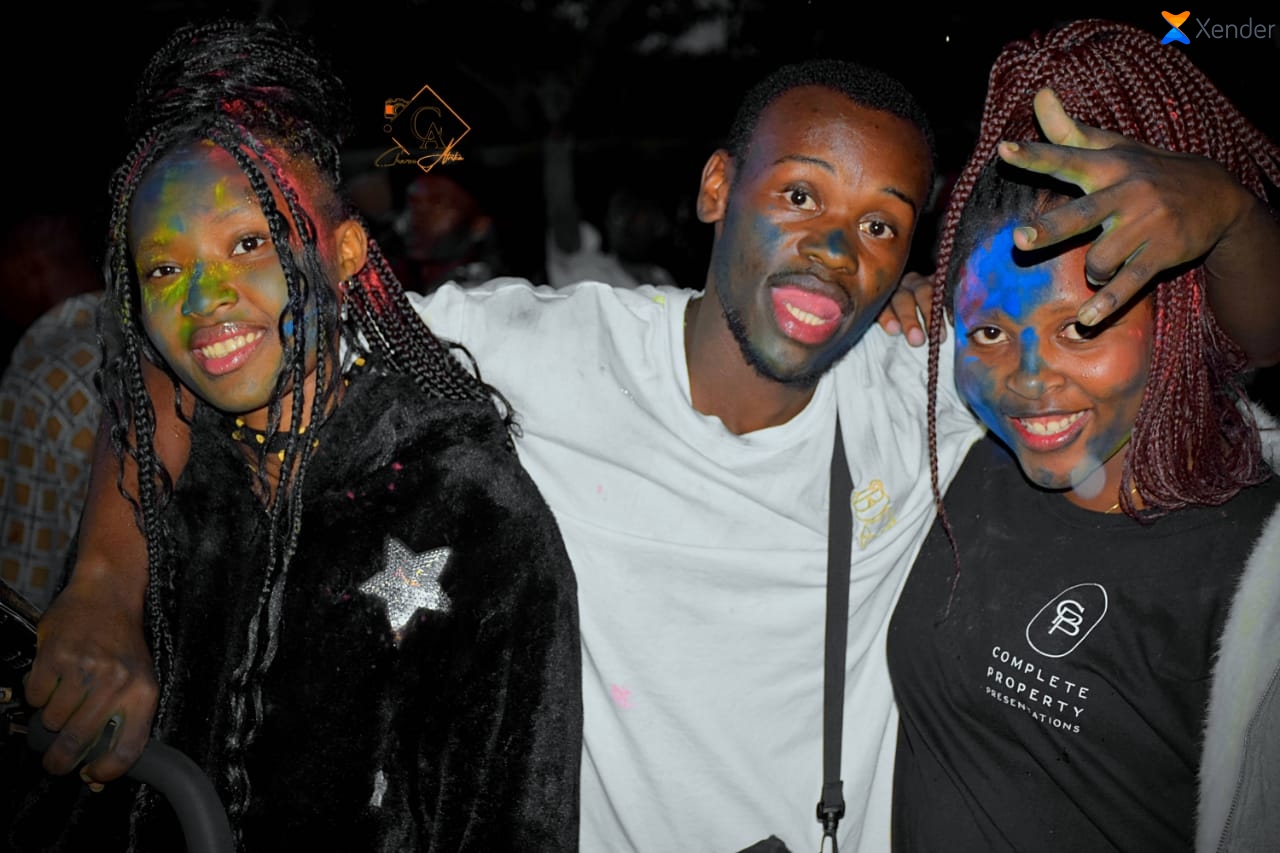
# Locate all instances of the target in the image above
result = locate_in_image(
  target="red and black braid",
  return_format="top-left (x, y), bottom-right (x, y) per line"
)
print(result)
top-left (931, 18), bottom-right (1278, 508)
top-left (924, 19), bottom-right (1280, 607)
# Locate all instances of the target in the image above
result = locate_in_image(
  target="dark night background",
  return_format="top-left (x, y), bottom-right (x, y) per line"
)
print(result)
top-left (4, 1), bottom-right (1278, 401)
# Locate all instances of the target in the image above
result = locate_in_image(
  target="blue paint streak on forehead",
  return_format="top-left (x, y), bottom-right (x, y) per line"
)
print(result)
top-left (132, 165), bottom-right (172, 212)
top-left (965, 221), bottom-right (1055, 322)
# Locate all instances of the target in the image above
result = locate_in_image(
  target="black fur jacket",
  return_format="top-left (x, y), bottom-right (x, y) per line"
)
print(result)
top-left (7, 369), bottom-right (582, 852)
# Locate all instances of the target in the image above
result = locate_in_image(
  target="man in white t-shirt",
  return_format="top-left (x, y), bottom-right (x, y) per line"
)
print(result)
top-left (412, 274), bottom-right (978, 852)
top-left (396, 60), bottom-right (982, 852)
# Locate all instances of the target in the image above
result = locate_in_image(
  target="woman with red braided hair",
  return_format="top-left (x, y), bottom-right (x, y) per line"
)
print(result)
top-left (5, 16), bottom-right (581, 852)
top-left (885, 19), bottom-right (1280, 853)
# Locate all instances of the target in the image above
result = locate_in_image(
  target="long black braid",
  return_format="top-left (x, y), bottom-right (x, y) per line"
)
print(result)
top-left (100, 17), bottom-right (513, 839)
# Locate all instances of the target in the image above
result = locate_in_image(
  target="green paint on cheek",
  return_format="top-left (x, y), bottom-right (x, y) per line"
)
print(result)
top-left (143, 278), bottom-right (187, 312)
top-left (173, 316), bottom-right (196, 345)
top-left (141, 258), bottom-right (237, 318)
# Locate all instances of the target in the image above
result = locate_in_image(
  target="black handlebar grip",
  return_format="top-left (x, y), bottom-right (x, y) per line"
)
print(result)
top-left (26, 711), bottom-right (235, 853)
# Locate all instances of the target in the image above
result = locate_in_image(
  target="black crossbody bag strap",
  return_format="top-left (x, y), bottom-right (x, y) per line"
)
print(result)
top-left (817, 416), bottom-right (853, 853)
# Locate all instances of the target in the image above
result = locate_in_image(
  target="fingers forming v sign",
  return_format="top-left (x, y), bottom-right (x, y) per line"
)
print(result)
top-left (995, 87), bottom-right (1254, 327)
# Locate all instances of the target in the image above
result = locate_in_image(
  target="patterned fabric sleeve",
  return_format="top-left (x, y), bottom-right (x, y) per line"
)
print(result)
top-left (0, 293), bottom-right (103, 611)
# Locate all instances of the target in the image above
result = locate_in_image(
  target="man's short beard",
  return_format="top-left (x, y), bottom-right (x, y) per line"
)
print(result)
top-left (718, 286), bottom-right (849, 391)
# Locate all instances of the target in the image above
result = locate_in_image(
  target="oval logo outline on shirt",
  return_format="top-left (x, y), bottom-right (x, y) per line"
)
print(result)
top-left (1025, 582), bottom-right (1108, 658)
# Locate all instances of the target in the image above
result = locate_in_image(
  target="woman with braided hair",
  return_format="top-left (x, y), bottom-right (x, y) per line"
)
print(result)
top-left (8, 17), bottom-right (581, 852)
top-left (885, 19), bottom-right (1280, 852)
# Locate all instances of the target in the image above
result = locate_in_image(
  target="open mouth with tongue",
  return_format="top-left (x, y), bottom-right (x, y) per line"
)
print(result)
top-left (769, 286), bottom-right (845, 345)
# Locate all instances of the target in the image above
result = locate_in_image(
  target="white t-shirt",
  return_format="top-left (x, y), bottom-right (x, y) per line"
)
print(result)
top-left (412, 280), bottom-right (982, 853)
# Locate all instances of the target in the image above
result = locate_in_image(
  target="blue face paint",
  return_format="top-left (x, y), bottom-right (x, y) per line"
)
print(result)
top-left (181, 260), bottom-right (205, 315)
top-left (956, 353), bottom-right (1002, 441)
top-left (824, 228), bottom-right (851, 259)
top-left (953, 219), bottom-right (1060, 452)
top-left (955, 224), bottom-right (1055, 340)
top-left (951, 214), bottom-right (1156, 500)
top-left (702, 89), bottom-right (928, 391)
top-left (1017, 326), bottom-right (1044, 394)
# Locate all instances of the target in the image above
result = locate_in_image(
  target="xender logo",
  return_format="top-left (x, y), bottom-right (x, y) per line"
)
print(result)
top-left (1194, 17), bottom-right (1276, 38)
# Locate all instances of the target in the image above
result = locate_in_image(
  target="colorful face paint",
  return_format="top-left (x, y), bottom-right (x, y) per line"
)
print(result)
top-left (705, 87), bottom-right (931, 386)
top-left (129, 142), bottom-right (339, 430)
top-left (953, 218), bottom-right (1155, 509)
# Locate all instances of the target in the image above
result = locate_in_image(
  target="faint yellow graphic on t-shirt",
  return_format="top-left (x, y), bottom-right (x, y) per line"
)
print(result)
top-left (852, 479), bottom-right (897, 549)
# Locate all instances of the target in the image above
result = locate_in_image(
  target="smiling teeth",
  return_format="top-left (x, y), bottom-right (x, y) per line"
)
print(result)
top-left (199, 331), bottom-right (264, 360)
top-left (784, 303), bottom-right (828, 326)
top-left (1017, 412), bottom-right (1084, 436)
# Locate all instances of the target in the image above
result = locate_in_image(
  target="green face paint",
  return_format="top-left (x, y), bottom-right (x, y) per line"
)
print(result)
top-left (129, 143), bottom-right (307, 428)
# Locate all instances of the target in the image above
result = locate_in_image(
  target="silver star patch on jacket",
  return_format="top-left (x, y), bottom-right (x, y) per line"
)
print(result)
top-left (360, 537), bottom-right (453, 638)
